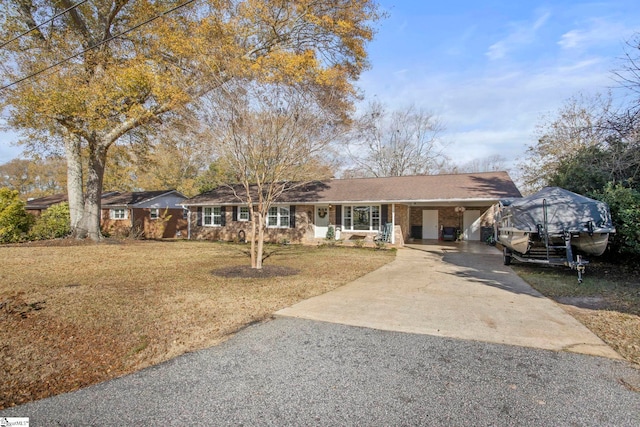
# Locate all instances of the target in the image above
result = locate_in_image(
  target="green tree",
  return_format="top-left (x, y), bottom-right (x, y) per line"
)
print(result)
top-left (0, 187), bottom-right (33, 243)
top-left (590, 184), bottom-right (640, 255)
top-left (29, 202), bottom-right (71, 240)
top-left (1, 0), bottom-right (381, 240)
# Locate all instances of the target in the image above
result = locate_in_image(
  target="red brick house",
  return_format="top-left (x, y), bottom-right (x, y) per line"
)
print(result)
top-left (101, 190), bottom-right (187, 239)
top-left (181, 172), bottom-right (522, 246)
top-left (26, 190), bottom-right (188, 239)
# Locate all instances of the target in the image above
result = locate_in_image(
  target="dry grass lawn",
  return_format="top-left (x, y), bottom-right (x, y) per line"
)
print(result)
top-left (0, 240), bottom-right (395, 409)
top-left (512, 260), bottom-right (640, 367)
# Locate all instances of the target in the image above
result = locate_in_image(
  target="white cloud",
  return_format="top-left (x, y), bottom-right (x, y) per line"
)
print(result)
top-left (486, 11), bottom-right (551, 60)
top-left (558, 19), bottom-right (633, 50)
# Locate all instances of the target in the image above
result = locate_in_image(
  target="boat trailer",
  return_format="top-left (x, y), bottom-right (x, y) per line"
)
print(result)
top-left (502, 230), bottom-right (588, 283)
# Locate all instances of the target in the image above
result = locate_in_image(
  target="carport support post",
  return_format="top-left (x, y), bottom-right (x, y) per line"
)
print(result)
top-left (391, 203), bottom-right (396, 244)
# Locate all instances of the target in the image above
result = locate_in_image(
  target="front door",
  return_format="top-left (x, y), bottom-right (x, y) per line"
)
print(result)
top-left (315, 206), bottom-right (330, 238)
top-left (422, 210), bottom-right (439, 239)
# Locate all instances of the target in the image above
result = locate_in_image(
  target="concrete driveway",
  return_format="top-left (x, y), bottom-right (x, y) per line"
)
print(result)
top-left (277, 241), bottom-right (620, 359)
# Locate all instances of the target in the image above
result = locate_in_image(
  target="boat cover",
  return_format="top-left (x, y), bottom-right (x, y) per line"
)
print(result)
top-left (499, 187), bottom-right (614, 233)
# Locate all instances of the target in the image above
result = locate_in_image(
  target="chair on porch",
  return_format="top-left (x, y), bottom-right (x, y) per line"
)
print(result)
top-left (374, 222), bottom-right (393, 243)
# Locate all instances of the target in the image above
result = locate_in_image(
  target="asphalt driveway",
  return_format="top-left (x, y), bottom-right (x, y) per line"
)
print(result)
top-left (277, 242), bottom-right (619, 358)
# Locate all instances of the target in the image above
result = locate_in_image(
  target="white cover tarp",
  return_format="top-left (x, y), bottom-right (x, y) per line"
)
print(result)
top-left (501, 187), bottom-right (613, 233)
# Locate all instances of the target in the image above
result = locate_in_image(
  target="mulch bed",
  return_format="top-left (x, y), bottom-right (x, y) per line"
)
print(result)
top-left (212, 265), bottom-right (300, 278)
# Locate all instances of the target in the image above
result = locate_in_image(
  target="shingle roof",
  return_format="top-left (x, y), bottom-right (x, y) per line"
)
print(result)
top-left (183, 172), bottom-right (522, 205)
top-left (101, 190), bottom-right (180, 207)
top-left (26, 193), bottom-right (68, 209)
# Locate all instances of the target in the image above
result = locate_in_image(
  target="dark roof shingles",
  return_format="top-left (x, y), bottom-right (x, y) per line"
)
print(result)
top-left (184, 172), bottom-right (521, 205)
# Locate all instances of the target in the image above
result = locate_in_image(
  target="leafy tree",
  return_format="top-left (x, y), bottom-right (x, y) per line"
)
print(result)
top-left (590, 184), bottom-right (640, 255)
top-left (1, 0), bottom-right (381, 240)
top-left (0, 187), bottom-right (33, 243)
top-left (207, 81), bottom-right (344, 268)
top-left (0, 157), bottom-right (66, 199)
top-left (29, 202), bottom-right (71, 240)
top-left (345, 101), bottom-right (447, 177)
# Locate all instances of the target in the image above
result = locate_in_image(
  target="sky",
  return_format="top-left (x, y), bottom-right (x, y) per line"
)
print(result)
top-left (356, 0), bottom-right (640, 170)
top-left (1, 0), bottom-right (640, 170)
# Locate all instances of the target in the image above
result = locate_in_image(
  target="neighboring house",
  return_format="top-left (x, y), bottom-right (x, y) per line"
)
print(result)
top-left (101, 190), bottom-right (188, 239)
top-left (26, 190), bottom-right (187, 239)
top-left (181, 172), bottom-right (522, 246)
top-left (25, 193), bottom-right (70, 217)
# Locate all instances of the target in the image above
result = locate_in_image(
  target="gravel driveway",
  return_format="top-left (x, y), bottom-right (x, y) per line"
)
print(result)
top-left (2, 317), bottom-right (638, 426)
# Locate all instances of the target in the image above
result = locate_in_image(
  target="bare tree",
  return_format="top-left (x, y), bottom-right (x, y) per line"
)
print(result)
top-left (444, 154), bottom-right (508, 174)
top-left (518, 93), bottom-right (612, 193)
top-left (345, 101), bottom-right (447, 177)
top-left (205, 82), bottom-right (345, 269)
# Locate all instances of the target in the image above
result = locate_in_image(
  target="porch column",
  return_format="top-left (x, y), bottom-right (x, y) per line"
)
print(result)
top-left (391, 203), bottom-right (396, 244)
top-left (187, 207), bottom-right (191, 240)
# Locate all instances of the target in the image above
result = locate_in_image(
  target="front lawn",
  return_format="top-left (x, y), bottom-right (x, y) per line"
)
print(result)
top-left (0, 240), bottom-right (395, 409)
top-left (512, 259), bottom-right (640, 367)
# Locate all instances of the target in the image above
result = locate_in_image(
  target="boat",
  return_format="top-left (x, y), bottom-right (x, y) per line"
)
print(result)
top-left (495, 187), bottom-right (615, 282)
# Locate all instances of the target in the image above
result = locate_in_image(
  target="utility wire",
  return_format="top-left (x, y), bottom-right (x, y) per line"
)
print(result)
top-left (0, 0), bottom-right (198, 91)
top-left (0, 0), bottom-right (90, 49)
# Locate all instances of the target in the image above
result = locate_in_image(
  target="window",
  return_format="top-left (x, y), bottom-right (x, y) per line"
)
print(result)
top-left (183, 208), bottom-right (189, 220)
top-left (110, 208), bottom-right (127, 220)
top-left (150, 208), bottom-right (159, 220)
top-left (238, 206), bottom-right (250, 221)
top-left (203, 207), bottom-right (222, 226)
top-left (267, 206), bottom-right (290, 228)
top-left (342, 205), bottom-right (380, 231)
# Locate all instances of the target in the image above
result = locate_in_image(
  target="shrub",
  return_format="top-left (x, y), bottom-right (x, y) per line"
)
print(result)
top-left (29, 202), bottom-right (71, 240)
top-left (0, 188), bottom-right (33, 243)
top-left (590, 183), bottom-right (640, 255)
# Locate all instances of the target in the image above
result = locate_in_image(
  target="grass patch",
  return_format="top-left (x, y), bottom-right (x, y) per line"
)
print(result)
top-left (0, 239), bottom-right (395, 409)
top-left (512, 260), bottom-right (640, 366)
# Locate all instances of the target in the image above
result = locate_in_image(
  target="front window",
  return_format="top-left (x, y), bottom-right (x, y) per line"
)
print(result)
top-left (239, 206), bottom-right (250, 221)
top-left (203, 207), bottom-right (222, 226)
top-left (268, 206), bottom-right (290, 228)
top-left (342, 205), bottom-right (380, 231)
top-left (150, 208), bottom-right (159, 220)
top-left (110, 208), bottom-right (127, 220)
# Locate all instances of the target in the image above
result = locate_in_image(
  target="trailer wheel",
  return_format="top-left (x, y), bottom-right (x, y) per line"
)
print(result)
top-left (503, 247), bottom-right (512, 266)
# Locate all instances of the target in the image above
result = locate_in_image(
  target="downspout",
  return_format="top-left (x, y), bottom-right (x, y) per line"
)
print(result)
top-left (130, 207), bottom-right (134, 234)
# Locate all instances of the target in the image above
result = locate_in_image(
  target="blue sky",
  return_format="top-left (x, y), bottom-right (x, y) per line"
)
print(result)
top-left (1, 0), bottom-right (640, 168)
top-left (357, 0), bottom-right (640, 169)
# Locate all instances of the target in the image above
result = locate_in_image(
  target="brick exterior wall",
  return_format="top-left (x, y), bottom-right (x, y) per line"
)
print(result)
top-left (101, 208), bottom-right (187, 238)
top-left (189, 206), bottom-right (313, 244)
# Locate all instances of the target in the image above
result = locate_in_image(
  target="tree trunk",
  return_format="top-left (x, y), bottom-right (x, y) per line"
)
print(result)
top-left (78, 142), bottom-right (108, 241)
top-left (249, 209), bottom-right (257, 268)
top-left (255, 212), bottom-right (265, 269)
top-left (64, 136), bottom-right (85, 237)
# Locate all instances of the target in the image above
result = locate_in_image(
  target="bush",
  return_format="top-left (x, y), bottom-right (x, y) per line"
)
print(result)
top-left (29, 202), bottom-right (71, 240)
top-left (590, 183), bottom-right (640, 255)
top-left (0, 187), bottom-right (33, 243)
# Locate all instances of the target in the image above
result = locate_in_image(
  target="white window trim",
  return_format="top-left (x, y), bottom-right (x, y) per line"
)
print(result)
top-left (203, 206), bottom-right (222, 227)
top-left (238, 206), bottom-right (250, 222)
top-left (342, 205), bottom-right (381, 232)
top-left (110, 208), bottom-right (128, 220)
top-left (267, 206), bottom-right (290, 228)
top-left (150, 208), bottom-right (159, 220)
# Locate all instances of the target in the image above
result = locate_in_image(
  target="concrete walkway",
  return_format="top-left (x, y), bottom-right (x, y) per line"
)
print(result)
top-left (277, 242), bottom-right (620, 359)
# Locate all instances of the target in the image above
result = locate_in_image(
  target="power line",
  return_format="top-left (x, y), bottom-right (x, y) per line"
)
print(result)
top-left (0, 0), bottom-right (90, 49)
top-left (0, 0), bottom-right (199, 91)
